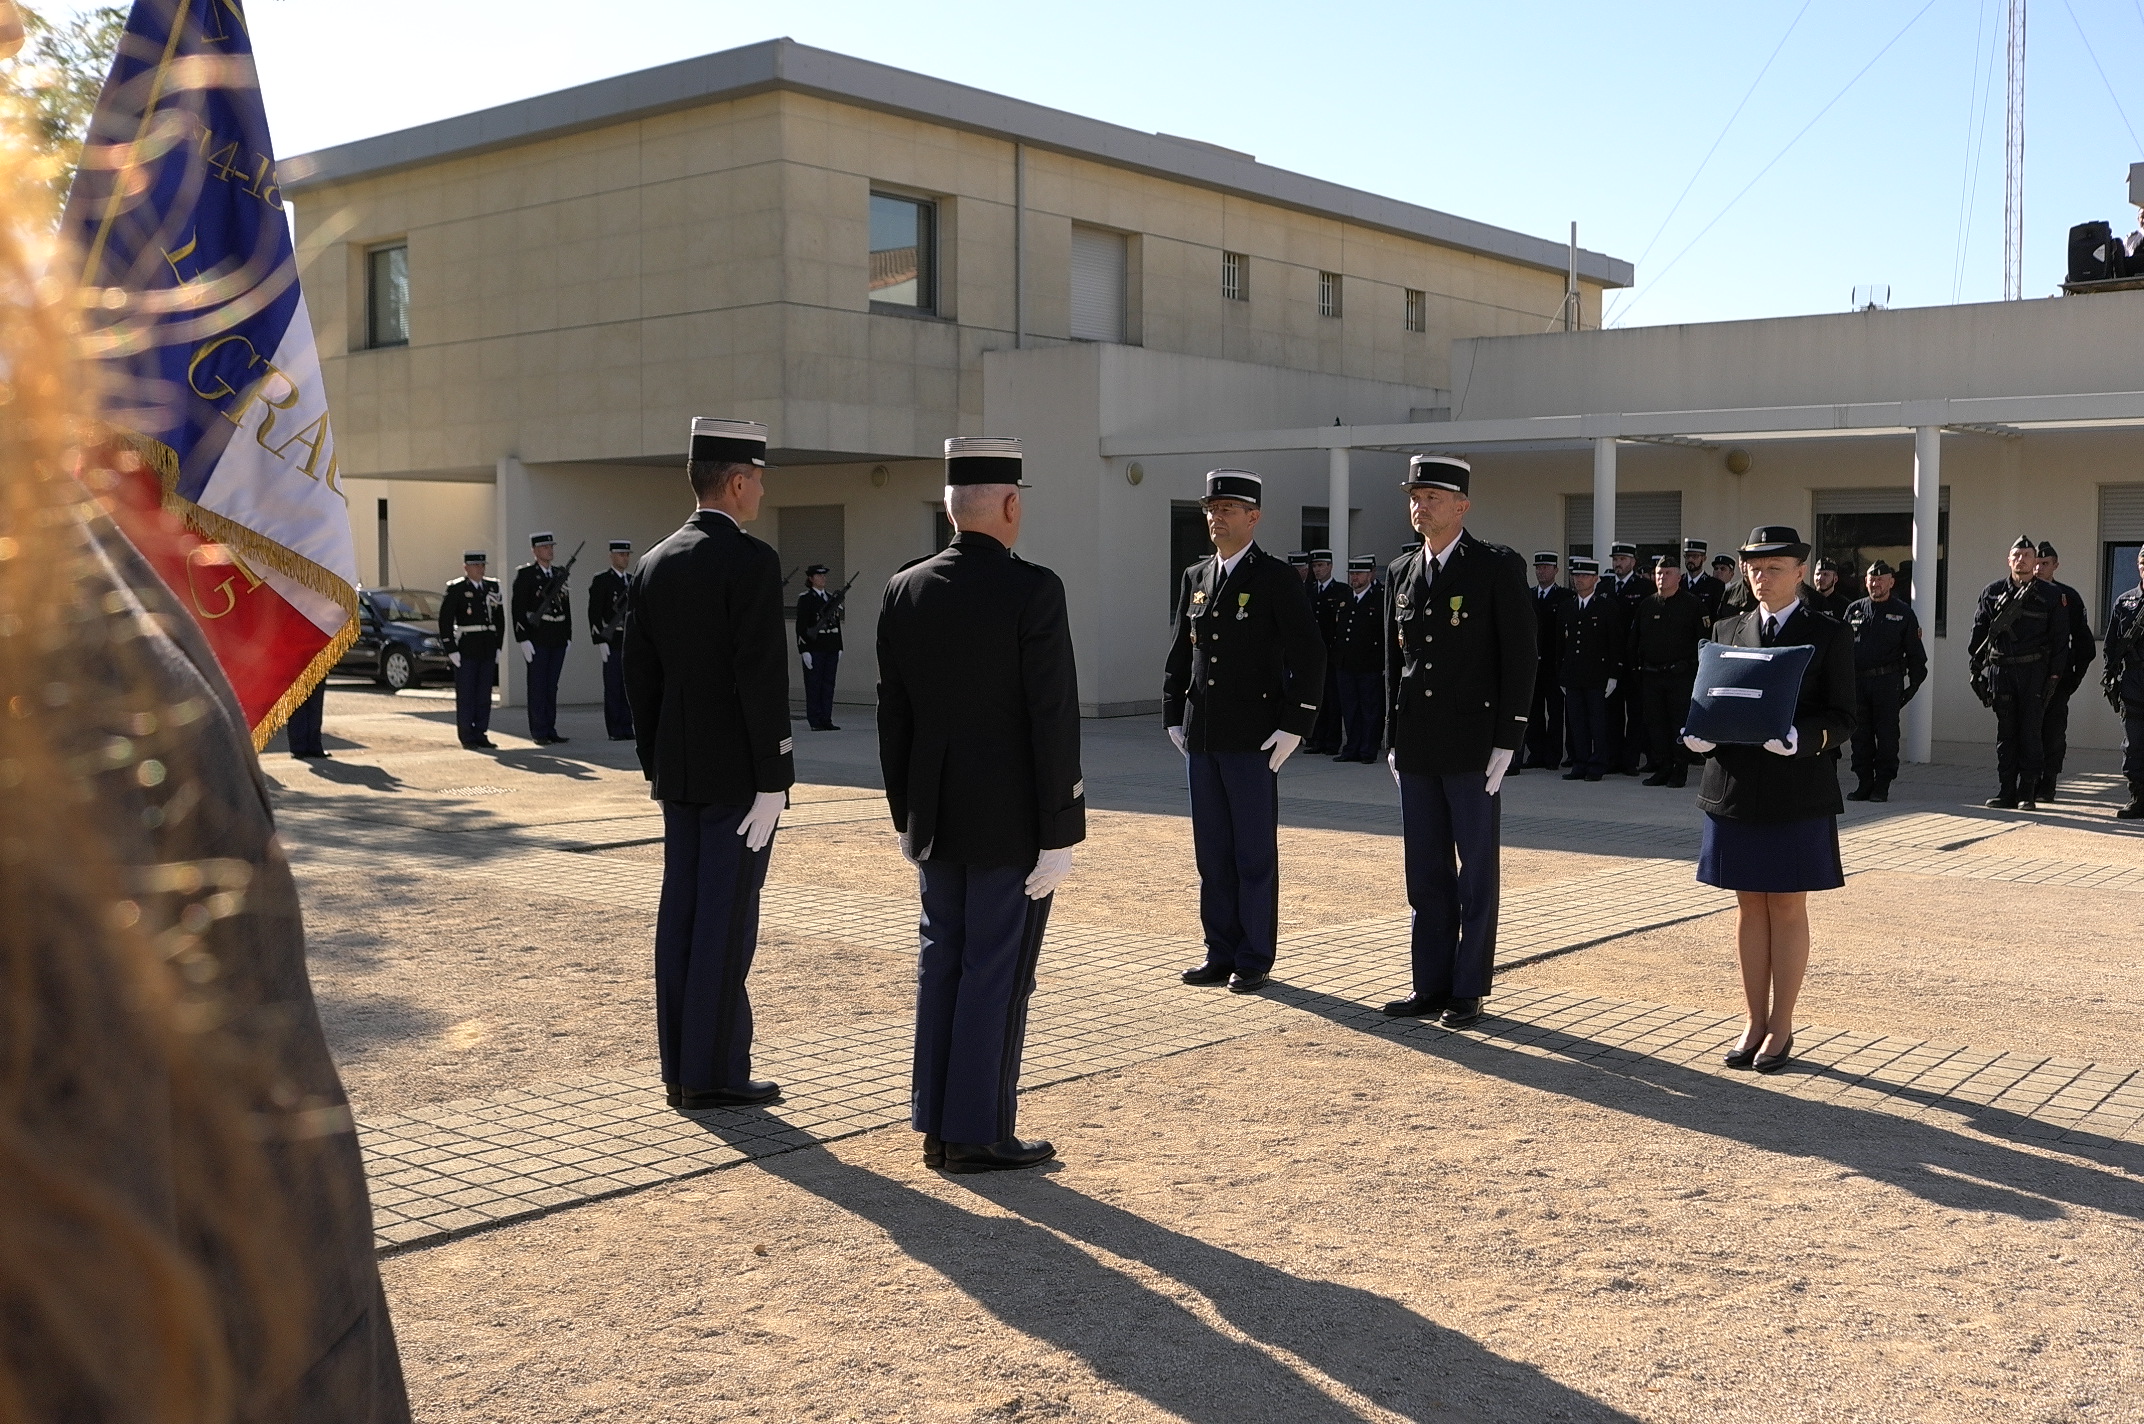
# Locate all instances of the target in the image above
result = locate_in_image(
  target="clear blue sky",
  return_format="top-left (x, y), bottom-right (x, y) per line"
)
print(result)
top-left (59, 0), bottom-right (2144, 326)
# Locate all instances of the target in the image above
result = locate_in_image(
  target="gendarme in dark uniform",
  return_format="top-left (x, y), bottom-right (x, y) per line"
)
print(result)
top-left (1969, 536), bottom-right (2069, 809)
top-left (1630, 557), bottom-right (1707, 788)
top-left (796, 564), bottom-right (845, 731)
top-left (1808, 559), bottom-right (1852, 621)
top-left (1843, 560), bottom-right (1927, 802)
top-left (1682, 538), bottom-right (1725, 621)
top-left (1556, 557), bottom-right (1626, 780)
top-left (439, 550), bottom-right (504, 750)
top-left (1604, 542), bottom-right (1650, 772)
top-left (624, 417), bottom-right (795, 1109)
top-left (1163, 469), bottom-right (1325, 993)
top-left (588, 539), bottom-right (636, 741)
top-left (1524, 551), bottom-right (1574, 769)
top-left (878, 436), bottom-right (1084, 1174)
top-left (1380, 455), bottom-right (1534, 1028)
top-left (1329, 552), bottom-right (1386, 762)
top-left (511, 533), bottom-right (572, 745)
top-left (2100, 562), bottom-right (2144, 818)
top-left (2032, 540), bottom-right (2098, 802)
top-left (1305, 548), bottom-right (1346, 754)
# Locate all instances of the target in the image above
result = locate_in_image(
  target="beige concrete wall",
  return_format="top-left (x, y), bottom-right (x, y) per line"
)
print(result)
top-left (341, 476), bottom-right (495, 594)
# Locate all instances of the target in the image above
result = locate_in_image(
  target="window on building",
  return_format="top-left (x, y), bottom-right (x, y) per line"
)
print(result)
top-left (1069, 225), bottom-right (1127, 343)
top-left (2099, 486), bottom-right (2144, 630)
top-left (869, 192), bottom-right (935, 311)
top-left (1222, 250), bottom-right (1247, 302)
top-left (1299, 506), bottom-right (1361, 560)
top-left (1169, 501), bottom-right (1210, 617)
top-left (1812, 487), bottom-right (1950, 635)
top-left (1404, 288), bottom-right (1426, 333)
top-left (1318, 270), bottom-right (1342, 319)
top-left (366, 243), bottom-right (408, 348)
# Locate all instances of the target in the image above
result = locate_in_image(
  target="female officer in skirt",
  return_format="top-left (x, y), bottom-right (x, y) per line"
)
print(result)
top-left (1679, 527), bottom-right (1856, 1074)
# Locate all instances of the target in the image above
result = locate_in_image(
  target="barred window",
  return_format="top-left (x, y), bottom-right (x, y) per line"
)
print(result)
top-left (1318, 270), bottom-right (1342, 318)
top-left (1222, 250), bottom-right (1247, 302)
top-left (1404, 287), bottom-right (1426, 333)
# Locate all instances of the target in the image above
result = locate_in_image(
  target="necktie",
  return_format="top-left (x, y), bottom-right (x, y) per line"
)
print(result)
top-left (1761, 615), bottom-right (1779, 646)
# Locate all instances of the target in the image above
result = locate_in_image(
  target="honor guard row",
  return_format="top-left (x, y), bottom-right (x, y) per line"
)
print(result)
top-left (511, 531), bottom-right (575, 745)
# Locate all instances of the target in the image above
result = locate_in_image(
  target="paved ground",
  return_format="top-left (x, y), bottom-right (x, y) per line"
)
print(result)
top-left (273, 683), bottom-right (2144, 1422)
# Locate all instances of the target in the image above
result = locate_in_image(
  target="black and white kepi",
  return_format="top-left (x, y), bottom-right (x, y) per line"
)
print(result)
top-left (464, 549), bottom-right (488, 563)
top-left (1307, 548), bottom-right (1334, 565)
top-left (530, 531), bottom-right (554, 547)
top-left (1569, 556), bottom-right (1600, 575)
top-left (1348, 554), bottom-right (1376, 572)
top-left (944, 435), bottom-right (1027, 486)
top-left (1203, 469), bottom-right (1262, 506)
top-left (1287, 551), bottom-right (1310, 567)
top-left (609, 540), bottom-right (632, 552)
top-left (1533, 550), bottom-right (1559, 566)
top-left (1403, 454), bottom-right (1470, 493)
top-left (690, 417), bottom-right (769, 467)
top-left (1683, 538), bottom-right (1707, 554)
top-left (1739, 525), bottom-right (1811, 559)
top-left (1610, 541), bottom-right (1637, 558)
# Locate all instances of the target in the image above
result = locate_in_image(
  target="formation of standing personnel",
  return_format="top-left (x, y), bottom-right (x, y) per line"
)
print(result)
top-left (1843, 561), bottom-right (1926, 803)
top-left (1682, 540), bottom-right (1726, 621)
top-left (439, 550), bottom-right (505, 750)
top-left (1603, 542), bottom-right (1650, 774)
top-left (1524, 552), bottom-right (1574, 770)
top-left (1304, 549), bottom-right (1346, 755)
top-left (2101, 546), bottom-right (2144, 818)
top-left (1629, 556), bottom-right (1707, 788)
top-left (1328, 553), bottom-right (1387, 762)
top-left (1555, 557), bottom-right (1626, 781)
top-left (1969, 536), bottom-right (2073, 809)
top-left (511, 533), bottom-right (574, 745)
top-left (2031, 540), bottom-right (2097, 802)
top-left (587, 540), bottom-right (635, 741)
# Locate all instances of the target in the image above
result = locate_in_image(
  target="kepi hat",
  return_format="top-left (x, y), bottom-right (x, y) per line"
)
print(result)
top-left (945, 435), bottom-right (1027, 486)
top-left (463, 549), bottom-right (488, 563)
top-left (1532, 550), bottom-right (1560, 566)
top-left (529, 531), bottom-right (554, 547)
top-left (1569, 556), bottom-right (1601, 575)
top-left (608, 539), bottom-right (632, 552)
top-left (690, 417), bottom-right (769, 467)
top-left (1347, 553), bottom-right (1375, 572)
top-left (1401, 454), bottom-right (1469, 493)
top-left (1202, 469), bottom-right (1262, 507)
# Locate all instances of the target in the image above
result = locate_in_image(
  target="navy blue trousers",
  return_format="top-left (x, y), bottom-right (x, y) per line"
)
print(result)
top-left (1336, 669), bottom-right (1384, 760)
top-left (285, 683), bottom-right (326, 756)
top-left (1525, 672), bottom-right (1564, 767)
top-left (454, 653), bottom-right (494, 745)
top-left (527, 642), bottom-right (566, 740)
top-left (1564, 686), bottom-right (1609, 777)
top-left (655, 800), bottom-right (774, 1091)
top-left (912, 862), bottom-right (1052, 1144)
top-left (1188, 750), bottom-right (1280, 975)
top-left (600, 645), bottom-right (634, 739)
top-left (803, 649), bottom-right (839, 728)
top-left (1400, 770), bottom-right (1502, 999)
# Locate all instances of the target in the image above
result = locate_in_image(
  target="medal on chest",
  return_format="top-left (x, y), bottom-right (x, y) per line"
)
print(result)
top-left (1236, 592), bottom-right (1251, 621)
top-left (1449, 595), bottom-right (1464, 627)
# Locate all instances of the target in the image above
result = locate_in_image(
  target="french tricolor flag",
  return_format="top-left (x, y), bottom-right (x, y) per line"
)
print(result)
top-left (64, 0), bottom-right (356, 747)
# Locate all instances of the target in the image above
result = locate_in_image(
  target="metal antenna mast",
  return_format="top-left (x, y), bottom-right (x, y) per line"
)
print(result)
top-left (2003, 0), bottom-right (2027, 300)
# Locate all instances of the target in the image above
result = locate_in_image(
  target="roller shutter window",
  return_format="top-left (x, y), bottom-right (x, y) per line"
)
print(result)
top-left (1070, 225), bottom-right (1127, 343)
top-left (2097, 485), bottom-right (2144, 628)
top-left (1809, 486), bottom-right (1950, 634)
top-left (1564, 490), bottom-right (1683, 554)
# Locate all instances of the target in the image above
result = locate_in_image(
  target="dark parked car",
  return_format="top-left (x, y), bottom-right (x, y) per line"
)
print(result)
top-left (338, 588), bottom-right (454, 690)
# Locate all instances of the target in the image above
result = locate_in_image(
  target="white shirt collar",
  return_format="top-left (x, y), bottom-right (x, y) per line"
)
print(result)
top-left (1758, 603), bottom-right (1798, 635)
top-left (1424, 530), bottom-right (1463, 569)
top-left (1216, 544), bottom-right (1252, 577)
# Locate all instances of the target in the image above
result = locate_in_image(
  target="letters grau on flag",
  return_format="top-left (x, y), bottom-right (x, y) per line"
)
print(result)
top-left (64, 0), bottom-right (357, 748)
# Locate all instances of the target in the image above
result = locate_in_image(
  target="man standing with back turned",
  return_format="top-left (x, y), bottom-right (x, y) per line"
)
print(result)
top-left (878, 436), bottom-right (1085, 1173)
top-left (1164, 470), bottom-right (1325, 995)
top-left (626, 417), bottom-right (793, 1110)
top-left (1381, 455), bottom-right (1534, 1028)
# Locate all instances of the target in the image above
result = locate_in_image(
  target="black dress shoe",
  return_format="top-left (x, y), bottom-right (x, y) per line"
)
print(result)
top-left (1180, 962), bottom-right (1231, 986)
top-left (1752, 1036), bottom-right (1795, 1073)
top-left (922, 1134), bottom-right (943, 1168)
top-left (1332, 753), bottom-right (1354, 762)
top-left (942, 1136), bottom-right (1055, 1174)
top-left (677, 1080), bottom-right (782, 1109)
top-left (2036, 789), bottom-right (2058, 804)
top-left (550, 734), bottom-right (570, 743)
top-left (2118, 802), bottom-right (2144, 819)
top-left (1584, 773), bottom-right (1604, 782)
top-left (1439, 998), bottom-right (1483, 1029)
top-left (1869, 782), bottom-right (1889, 802)
top-left (1722, 1036), bottom-right (1761, 1069)
top-left (474, 738), bottom-right (498, 749)
top-left (1846, 780), bottom-right (1874, 801)
top-left (1227, 971), bottom-right (1270, 994)
top-left (664, 1081), bottom-right (681, 1107)
top-left (1642, 771), bottom-right (1673, 787)
top-left (2018, 799), bottom-right (2038, 811)
top-left (1666, 772), bottom-right (1688, 788)
top-left (1985, 797), bottom-right (2018, 809)
top-left (1382, 992), bottom-right (1449, 1017)
top-left (1562, 769), bottom-right (1587, 781)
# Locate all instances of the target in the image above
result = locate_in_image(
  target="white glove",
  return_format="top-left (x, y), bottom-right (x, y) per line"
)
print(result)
top-left (448, 651), bottom-right (461, 668)
top-left (737, 790), bottom-right (785, 851)
top-left (1025, 846), bottom-right (1074, 900)
top-left (1167, 725), bottom-right (1187, 755)
top-left (1681, 733), bottom-right (1716, 754)
top-left (1260, 729), bottom-right (1302, 773)
top-left (1387, 748), bottom-right (1400, 787)
top-left (599, 643), bottom-right (609, 663)
top-left (1604, 678), bottom-right (1618, 698)
top-left (519, 640), bottom-right (534, 663)
top-left (1762, 727), bottom-right (1801, 757)
top-left (1485, 746), bottom-right (1513, 796)
top-left (801, 652), bottom-right (813, 670)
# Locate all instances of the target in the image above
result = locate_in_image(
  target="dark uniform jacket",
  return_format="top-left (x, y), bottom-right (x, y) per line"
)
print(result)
top-left (1329, 582), bottom-right (1386, 675)
top-left (1384, 531), bottom-right (1536, 775)
top-left (1684, 570), bottom-right (1726, 621)
top-left (1163, 543), bottom-right (1325, 753)
top-left (624, 510), bottom-right (795, 806)
top-left (2103, 587), bottom-right (2144, 710)
top-left (1554, 590), bottom-right (1627, 690)
top-left (510, 560), bottom-right (572, 648)
top-left (796, 585), bottom-right (844, 655)
top-left (877, 531), bottom-right (1085, 867)
top-left (1630, 589), bottom-right (1707, 670)
top-left (438, 575), bottom-right (504, 657)
top-left (1808, 587), bottom-right (1852, 621)
top-left (1720, 577), bottom-right (1756, 616)
top-left (1311, 578), bottom-right (1348, 647)
top-left (1531, 582), bottom-right (1575, 669)
top-left (1845, 595), bottom-right (1928, 696)
top-left (1692, 604), bottom-right (1857, 822)
top-left (2040, 576), bottom-right (2097, 693)
top-left (1970, 576), bottom-right (2065, 665)
top-left (587, 566), bottom-right (631, 646)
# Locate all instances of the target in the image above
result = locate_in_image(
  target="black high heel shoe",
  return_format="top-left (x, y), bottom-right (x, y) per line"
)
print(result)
top-left (1752, 1035), bottom-right (1795, 1073)
top-left (1723, 1031), bottom-right (1763, 1069)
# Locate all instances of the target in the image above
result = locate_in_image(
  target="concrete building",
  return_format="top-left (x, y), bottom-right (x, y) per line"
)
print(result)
top-left (284, 37), bottom-right (1629, 714)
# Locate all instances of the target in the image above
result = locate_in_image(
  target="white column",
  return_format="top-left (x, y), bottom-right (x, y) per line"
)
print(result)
top-left (1591, 437), bottom-right (1617, 564)
top-left (495, 454), bottom-right (532, 709)
top-left (1906, 426), bottom-right (1940, 763)
top-left (1327, 444), bottom-right (1350, 572)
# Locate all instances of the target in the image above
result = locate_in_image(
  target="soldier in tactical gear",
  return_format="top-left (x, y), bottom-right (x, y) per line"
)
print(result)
top-left (2101, 547), bottom-right (2144, 818)
top-left (2030, 540), bottom-right (2097, 802)
top-left (1969, 536), bottom-right (2069, 809)
top-left (1843, 561), bottom-right (1927, 802)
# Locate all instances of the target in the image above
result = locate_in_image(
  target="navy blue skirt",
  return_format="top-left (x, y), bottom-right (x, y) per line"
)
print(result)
top-left (1697, 813), bottom-right (1843, 893)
